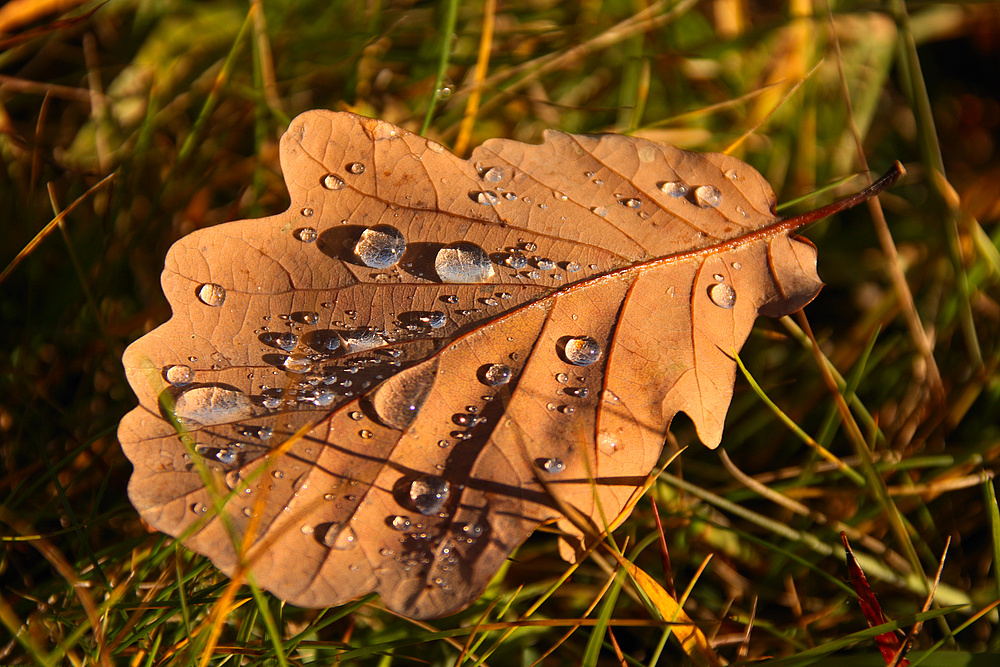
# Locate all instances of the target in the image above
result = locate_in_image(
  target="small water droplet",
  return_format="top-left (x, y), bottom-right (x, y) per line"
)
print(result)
top-left (301, 207), bottom-right (314, 217)
top-left (694, 185), bottom-right (722, 208)
top-left (481, 166), bottom-right (504, 182)
top-left (197, 283), bottom-right (226, 307)
top-left (272, 470), bottom-right (285, 479)
top-left (321, 523), bottom-right (357, 550)
top-left (708, 282), bottom-right (736, 309)
top-left (282, 355), bottom-right (312, 373)
top-left (725, 168), bottom-right (739, 181)
top-left (265, 332), bottom-right (298, 351)
top-left (481, 363), bottom-right (512, 387)
top-left (349, 411), bottom-right (363, 421)
top-left (597, 432), bottom-right (619, 454)
top-left (347, 162), bottom-right (365, 175)
top-left (435, 242), bottom-right (495, 283)
top-left (555, 372), bottom-right (568, 384)
top-left (565, 262), bottom-right (581, 273)
top-left (391, 515), bottom-right (412, 531)
top-left (713, 273), bottom-right (725, 282)
top-left (438, 439), bottom-right (450, 448)
top-left (192, 502), bottom-right (208, 515)
top-left (354, 225), bottom-right (406, 269)
top-left (165, 364), bottom-right (193, 386)
top-left (505, 253), bottom-right (528, 269)
top-left (536, 258), bottom-right (555, 271)
top-left (541, 458), bottom-right (565, 474)
top-left (659, 181), bottom-right (689, 197)
top-left (565, 387), bottom-right (589, 398)
top-left (562, 336), bottom-right (601, 366)
top-left (732, 262), bottom-right (742, 270)
top-left (410, 476), bottom-right (450, 515)
top-left (296, 227), bottom-right (318, 242)
top-left (554, 191), bottom-right (568, 201)
top-left (590, 206), bottom-right (608, 217)
top-left (527, 270), bottom-right (541, 280)
top-left (258, 426), bottom-right (273, 440)
top-left (473, 190), bottom-right (501, 206)
top-left (621, 197), bottom-right (642, 209)
top-left (296, 311), bottom-right (320, 325)
top-left (322, 174), bottom-right (345, 190)
top-left (359, 429), bottom-right (373, 439)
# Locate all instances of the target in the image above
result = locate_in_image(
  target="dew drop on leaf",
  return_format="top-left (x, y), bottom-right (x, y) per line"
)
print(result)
top-left (322, 173), bottom-right (345, 190)
top-left (347, 162), bottom-right (366, 175)
top-left (708, 282), bottom-right (736, 309)
top-left (472, 190), bottom-right (501, 206)
top-left (296, 227), bottom-right (318, 242)
top-left (481, 166), bottom-right (504, 183)
top-left (301, 207), bottom-right (314, 217)
top-left (562, 336), bottom-right (601, 366)
top-left (590, 206), bottom-right (608, 217)
top-left (391, 515), bottom-right (412, 531)
top-left (410, 476), bottom-right (450, 515)
top-left (321, 523), bottom-right (357, 550)
top-left (282, 355), bottom-right (312, 373)
top-left (266, 332), bottom-right (298, 351)
top-left (370, 362), bottom-right (436, 430)
top-left (694, 185), bottom-right (722, 208)
top-left (536, 258), bottom-right (555, 271)
top-left (505, 253), bottom-right (528, 270)
top-left (541, 458), bottom-right (565, 474)
top-left (435, 242), bottom-right (495, 283)
top-left (481, 363), bottom-right (512, 387)
top-left (174, 385), bottom-right (253, 426)
top-left (197, 283), bottom-right (226, 307)
top-left (354, 225), bottom-right (407, 269)
top-left (621, 197), bottom-right (642, 209)
top-left (343, 327), bottom-right (386, 352)
top-left (659, 181), bottom-right (689, 197)
top-left (164, 364), bottom-right (193, 386)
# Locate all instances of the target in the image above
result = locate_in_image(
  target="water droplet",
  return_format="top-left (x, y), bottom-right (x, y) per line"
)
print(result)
top-left (694, 185), bottom-right (722, 208)
top-left (322, 174), bottom-right (345, 190)
top-left (560, 405), bottom-right (575, 415)
top-left (713, 273), bottom-right (725, 282)
top-left (296, 227), bottom-right (318, 242)
top-left (541, 458), bottom-right (565, 474)
top-left (536, 258), bottom-right (555, 271)
top-left (565, 262), bottom-right (581, 273)
top-left (554, 191), bottom-right (568, 201)
top-left (725, 168), bottom-right (739, 181)
top-left (708, 282), bottom-right (736, 309)
top-left (321, 523), bottom-right (357, 550)
top-left (216, 447), bottom-right (239, 465)
top-left (197, 283), bottom-right (226, 307)
top-left (621, 197), bottom-right (642, 209)
top-left (354, 225), bottom-right (406, 269)
top-left (258, 426), bottom-right (273, 440)
top-left (301, 207), bottom-right (314, 217)
top-left (391, 515), bottom-right (412, 531)
top-left (472, 190), bottom-right (501, 206)
top-left (505, 253), bottom-right (528, 270)
top-left (359, 429), bottom-right (373, 439)
top-left (481, 363), bottom-right (512, 387)
top-left (343, 327), bottom-right (386, 352)
top-left (590, 206), bottom-right (608, 217)
top-left (174, 385), bottom-right (253, 426)
top-left (165, 364), bottom-right (193, 386)
top-left (369, 361), bottom-right (436, 430)
top-left (410, 476), bottom-right (450, 515)
top-left (419, 311), bottom-right (447, 329)
top-left (192, 502), bottom-right (208, 515)
top-left (659, 181), bottom-right (689, 197)
top-left (348, 411), bottom-right (364, 421)
top-left (296, 311), bottom-right (320, 325)
top-left (438, 439), bottom-right (450, 448)
top-left (347, 162), bottom-right (365, 175)
top-left (282, 356), bottom-right (312, 373)
top-left (312, 389), bottom-right (335, 406)
top-left (527, 270), bottom-right (541, 280)
top-left (265, 332), bottom-right (298, 351)
top-left (566, 387), bottom-right (589, 398)
top-left (555, 372), bottom-right (568, 384)
top-left (481, 166), bottom-right (504, 183)
top-left (435, 242), bottom-right (495, 283)
top-left (597, 432), bottom-right (619, 454)
top-left (562, 336), bottom-right (601, 366)
top-left (732, 262), bottom-right (742, 270)
top-left (272, 470), bottom-right (285, 479)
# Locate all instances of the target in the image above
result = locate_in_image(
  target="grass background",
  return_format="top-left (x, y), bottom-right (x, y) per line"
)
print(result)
top-left (2, 0), bottom-right (1000, 664)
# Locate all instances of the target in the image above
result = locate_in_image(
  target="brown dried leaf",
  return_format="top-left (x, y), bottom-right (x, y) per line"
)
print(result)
top-left (119, 111), bottom-right (898, 619)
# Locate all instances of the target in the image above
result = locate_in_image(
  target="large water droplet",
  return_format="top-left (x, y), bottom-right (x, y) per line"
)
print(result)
top-left (321, 523), bottom-right (357, 550)
top-left (481, 363), bottom-right (512, 387)
top-left (174, 385), bottom-right (253, 426)
top-left (659, 181), bottom-right (689, 197)
top-left (355, 225), bottom-right (406, 269)
top-left (694, 185), bottom-right (722, 208)
top-left (165, 364), bottom-right (193, 386)
top-left (322, 174), bottom-right (345, 190)
top-left (282, 355), bottom-right (312, 373)
top-left (481, 166), bottom-right (504, 183)
top-left (708, 282), bottom-right (736, 309)
top-left (435, 242), bottom-right (495, 283)
top-left (197, 283), bottom-right (226, 307)
top-left (343, 327), bottom-right (386, 352)
top-left (369, 360), bottom-right (437, 430)
top-left (562, 336), bottom-right (601, 366)
top-left (541, 458), bottom-right (565, 474)
top-left (296, 227), bottom-right (318, 243)
top-left (410, 476), bottom-right (450, 515)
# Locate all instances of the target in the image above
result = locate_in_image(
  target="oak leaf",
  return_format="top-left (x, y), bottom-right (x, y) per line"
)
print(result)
top-left (119, 110), bottom-right (900, 619)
